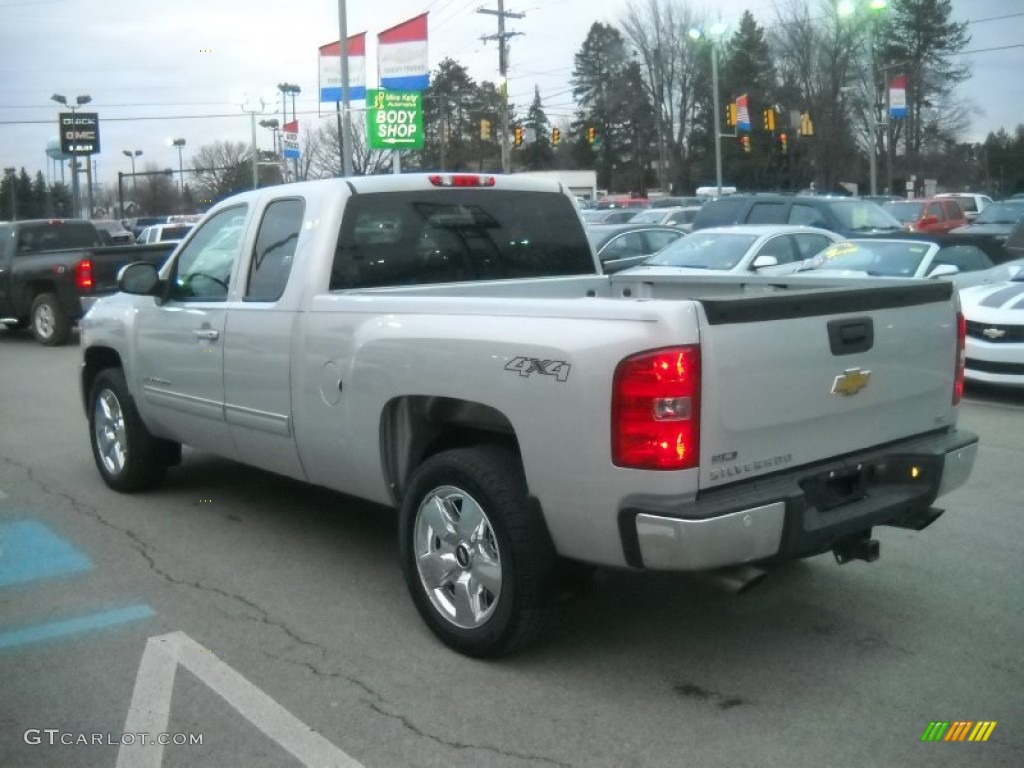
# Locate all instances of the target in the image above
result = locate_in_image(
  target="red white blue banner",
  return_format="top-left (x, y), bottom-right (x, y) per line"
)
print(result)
top-left (889, 75), bottom-right (907, 119)
top-left (378, 13), bottom-right (429, 91)
top-left (736, 93), bottom-right (751, 132)
top-left (282, 120), bottom-right (300, 159)
top-left (319, 33), bottom-right (366, 103)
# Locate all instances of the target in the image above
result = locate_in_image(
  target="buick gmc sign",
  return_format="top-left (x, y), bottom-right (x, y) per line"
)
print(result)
top-left (58, 112), bottom-right (100, 154)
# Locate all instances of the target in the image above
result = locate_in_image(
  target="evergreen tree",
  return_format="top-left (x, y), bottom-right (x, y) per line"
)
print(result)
top-left (522, 86), bottom-right (554, 171)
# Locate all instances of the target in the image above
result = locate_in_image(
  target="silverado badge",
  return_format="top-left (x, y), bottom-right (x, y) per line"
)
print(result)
top-left (831, 367), bottom-right (871, 397)
top-left (982, 327), bottom-right (1006, 340)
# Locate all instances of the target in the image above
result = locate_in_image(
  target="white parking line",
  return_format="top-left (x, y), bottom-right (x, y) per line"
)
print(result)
top-left (118, 631), bottom-right (363, 768)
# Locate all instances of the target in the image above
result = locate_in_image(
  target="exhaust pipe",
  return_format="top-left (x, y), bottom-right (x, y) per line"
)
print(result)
top-left (698, 564), bottom-right (768, 594)
top-left (833, 532), bottom-right (880, 564)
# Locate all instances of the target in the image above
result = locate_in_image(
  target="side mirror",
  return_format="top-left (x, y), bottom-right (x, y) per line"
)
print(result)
top-left (752, 254), bottom-right (779, 269)
top-left (928, 263), bottom-right (960, 279)
top-left (118, 262), bottom-right (161, 295)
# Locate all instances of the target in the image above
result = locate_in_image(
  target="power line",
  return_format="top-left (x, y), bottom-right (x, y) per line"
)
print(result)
top-left (955, 43), bottom-right (1024, 55)
top-left (965, 12), bottom-right (1024, 25)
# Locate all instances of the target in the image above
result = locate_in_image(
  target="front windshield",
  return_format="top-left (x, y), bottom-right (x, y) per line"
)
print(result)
top-left (643, 232), bottom-right (759, 270)
top-left (973, 201), bottom-right (1024, 225)
top-left (826, 200), bottom-right (903, 231)
top-left (885, 201), bottom-right (925, 224)
top-left (629, 210), bottom-right (666, 223)
top-left (804, 240), bottom-right (930, 277)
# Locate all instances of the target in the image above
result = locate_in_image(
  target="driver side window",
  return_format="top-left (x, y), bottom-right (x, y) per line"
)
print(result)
top-left (170, 205), bottom-right (248, 301)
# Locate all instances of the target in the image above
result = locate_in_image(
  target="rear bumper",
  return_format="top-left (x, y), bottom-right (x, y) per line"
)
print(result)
top-left (621, 429), bottom-right (978, 570)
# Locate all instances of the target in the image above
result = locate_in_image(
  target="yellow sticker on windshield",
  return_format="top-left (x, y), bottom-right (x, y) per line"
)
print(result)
top-left (822, 243), bottom-right (857, 259)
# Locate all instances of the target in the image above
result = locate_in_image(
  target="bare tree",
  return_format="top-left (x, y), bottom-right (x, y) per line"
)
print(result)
top-left (307, 118), bottom-right (391, 178)
top-left (620, 0), bottom-right (704, 192)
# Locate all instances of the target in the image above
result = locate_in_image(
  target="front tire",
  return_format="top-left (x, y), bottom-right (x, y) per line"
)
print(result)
top-left (30, 293), bottom-right (72, 346)
top-left (399, 446), bottom-right (559, 657)
top-left (88, 368), bottom-right (176, 491)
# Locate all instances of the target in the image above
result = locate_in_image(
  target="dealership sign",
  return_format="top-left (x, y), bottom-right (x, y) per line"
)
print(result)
top-left (58, 112), bottom-right (100, 154)
top-left (366, 89), bottom-right (423, 150)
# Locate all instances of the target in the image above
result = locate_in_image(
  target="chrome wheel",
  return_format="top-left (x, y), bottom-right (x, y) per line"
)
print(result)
top-left (414, 485), bottom-right (502, 629)
top-left (93, 388), bottom-right (128, 476)
top-left (33, 303), bottom-right (55, 339)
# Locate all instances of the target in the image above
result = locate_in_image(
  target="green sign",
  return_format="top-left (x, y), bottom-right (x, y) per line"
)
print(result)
top-left (366, 89), bottom-right (423, 150)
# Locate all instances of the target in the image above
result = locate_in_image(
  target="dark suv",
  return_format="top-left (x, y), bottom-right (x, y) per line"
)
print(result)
top-left (691, 194), bottom-right (904, 238)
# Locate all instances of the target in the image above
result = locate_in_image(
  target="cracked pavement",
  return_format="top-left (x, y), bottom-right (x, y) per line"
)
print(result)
top-left (1, 335), bottom-right (1023, 767)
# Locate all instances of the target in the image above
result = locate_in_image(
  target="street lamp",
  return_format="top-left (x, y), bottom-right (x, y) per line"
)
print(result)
top-left (838, 0), bottom-right (888, 197)
top-left (241, 98), bottom-right (265, 190)
top-left (167, 138), bottom-right (186, 193)
top-left (689, 22), bottom-right (729, 196)
top-left (122, 149), bottom-right (142, 197)
top-left (51, 93), bottom-right (91, 218)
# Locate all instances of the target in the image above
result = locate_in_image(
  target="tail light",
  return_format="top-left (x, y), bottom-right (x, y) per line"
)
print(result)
top-left (429, 174), bottom-right (496, 187)
top-left (612, 346), bottom-right (701, 470)
top-left (954, 309), bottom-right (965, 404)
top-left (74, 259), bottom-right (94, 292)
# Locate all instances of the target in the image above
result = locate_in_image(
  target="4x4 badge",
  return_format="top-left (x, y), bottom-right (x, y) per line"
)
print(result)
top-left (832, 367), bottom-right (871, 396)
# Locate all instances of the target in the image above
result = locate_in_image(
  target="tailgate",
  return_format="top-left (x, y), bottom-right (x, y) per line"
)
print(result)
top-left (87, 244), bottom-right (175, 293)
top-left (696, 281), bottom-right (959, 489)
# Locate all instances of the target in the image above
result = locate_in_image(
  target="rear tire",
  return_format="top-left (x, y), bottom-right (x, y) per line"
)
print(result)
top-left (88, 368), bottom-right (176, 491)
top-left (399, 446), bottom-right (559, 657)
top-left (30, 293), bottom-right (72, 346)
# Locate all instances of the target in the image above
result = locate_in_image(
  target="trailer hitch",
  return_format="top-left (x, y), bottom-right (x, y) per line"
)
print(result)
top-left (833, 531), bottom-right (880, 564)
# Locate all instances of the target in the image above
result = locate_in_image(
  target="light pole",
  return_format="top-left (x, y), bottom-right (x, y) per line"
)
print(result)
top-left (167, 138), bottom-right (186, 193)
top-left (839, 0), bottom-right (888, 197)
top-left (689, 23), bottom-right (728, 196)
top-left (122, 149), bottom-right (142, 199)
top-left (241, 98), bottom-right (265, 190)
top-left (277, 83), bottom-right (300, 182)
top-left (51, 93), bottom-right (91, 218)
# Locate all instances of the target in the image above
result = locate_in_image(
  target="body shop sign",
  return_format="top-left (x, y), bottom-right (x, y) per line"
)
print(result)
top-left (59, 112), bottom-right (100, 154)
top-left (366, 89), bottom-right (423, 150)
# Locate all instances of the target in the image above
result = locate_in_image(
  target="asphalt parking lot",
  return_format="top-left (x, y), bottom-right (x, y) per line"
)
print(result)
top-left (0, 329), bottom-right (1022, 767)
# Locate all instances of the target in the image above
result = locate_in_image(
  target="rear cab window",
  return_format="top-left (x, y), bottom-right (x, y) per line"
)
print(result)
top-left (746, 202), bottom-right (788, 224)
top-left (330, 189), bottom-right (593, 289)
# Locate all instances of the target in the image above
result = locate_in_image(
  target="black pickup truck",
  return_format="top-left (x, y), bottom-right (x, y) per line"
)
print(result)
top-left (0, 219), bottom-right (174, 345)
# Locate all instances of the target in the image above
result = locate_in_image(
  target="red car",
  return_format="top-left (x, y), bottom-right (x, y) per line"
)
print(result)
top-left (884, 197), bottom-right (968, 234)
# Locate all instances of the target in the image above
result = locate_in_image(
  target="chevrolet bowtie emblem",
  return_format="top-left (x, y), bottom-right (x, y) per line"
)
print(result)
top-left (832, 368), bottom-right (871, 396)
top-left (982, 327), bottom-right (1006, 339)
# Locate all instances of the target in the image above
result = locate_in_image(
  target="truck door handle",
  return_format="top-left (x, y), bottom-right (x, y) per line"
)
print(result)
top-left (194, 328), bottom-right (220, 340)
top-left (827, 317), bottom-right (873, 355)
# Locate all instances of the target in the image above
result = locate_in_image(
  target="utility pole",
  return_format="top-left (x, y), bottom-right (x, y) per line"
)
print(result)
top-left (478, 2), bottom-right (524, 174)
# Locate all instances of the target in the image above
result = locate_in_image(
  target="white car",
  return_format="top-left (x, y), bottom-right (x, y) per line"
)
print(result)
top-left (136, 223), bottom-right (194, 245)
top-left (789, 238), bottom-right (1003, 289)
top-left (621, 225), bottom-right (842, 276)
top-left (934, 193), bottom-right (993, 221)
top-left (959, 260), bottom-right (1024, 387)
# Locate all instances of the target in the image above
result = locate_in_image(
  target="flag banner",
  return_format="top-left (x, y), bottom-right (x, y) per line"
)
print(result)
top-left (736, 94), bottom-right (751, 132)
top-left (282, 120), bottom-right (300, 159)
top-left (378, 13), bottom-right (429, 91)
top-left (889, 75), bottom-right (907, 119)
top-left (319, 33), bottom-right (366, 103)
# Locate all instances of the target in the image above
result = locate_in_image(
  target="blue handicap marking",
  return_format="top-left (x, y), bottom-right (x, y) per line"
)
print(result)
top-left (0, 604), bottom-right (155, 650)
top-left (0, 519), bottom-right (93, 586)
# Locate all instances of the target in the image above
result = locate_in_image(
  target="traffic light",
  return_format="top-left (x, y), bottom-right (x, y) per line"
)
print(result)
top-left (514, 125), bottom-right (523, 147)
top-left (725, 102), bottom-right (737, 128)
top-left (480, 118), bottom-right (491, 141)
top-left (799, 112), bottom-right (814, 137)
top-left (587, 126), bottom-right (596, 144)
top-left (739, 135), bottom-right (751, 153)
top-left (778, 132), bottom-right (788, 154)
top-left (552, 127), bottom-right (560, 145)
top-left (763, 107), bottom-right (775, 132)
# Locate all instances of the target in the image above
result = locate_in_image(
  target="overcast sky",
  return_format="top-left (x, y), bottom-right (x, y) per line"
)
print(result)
top-left (0, 0), bottom-right (1020, 188)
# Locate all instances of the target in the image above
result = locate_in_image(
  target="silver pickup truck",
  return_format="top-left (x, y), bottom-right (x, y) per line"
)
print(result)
top-left (80, 173), bottom-right (978, 657)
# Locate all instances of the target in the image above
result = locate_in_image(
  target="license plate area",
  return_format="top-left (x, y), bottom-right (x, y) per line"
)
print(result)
top-left (800, 465), bottom-right (868, 512)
